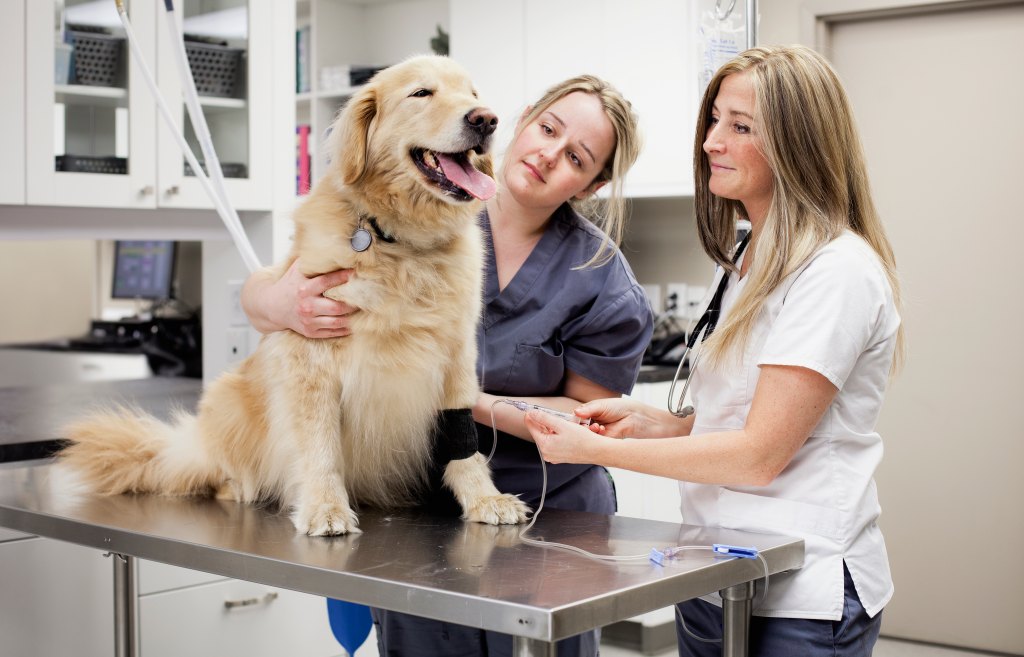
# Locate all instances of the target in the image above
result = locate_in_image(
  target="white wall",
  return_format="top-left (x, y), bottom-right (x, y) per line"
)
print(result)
top-left (0, 241), bottom-right (95, 344)
top-left (623, 197), bottom-right (714, 312)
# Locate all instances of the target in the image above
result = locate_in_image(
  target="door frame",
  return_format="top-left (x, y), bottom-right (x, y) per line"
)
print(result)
top-left (800, 0), bottom-right (1024, 51)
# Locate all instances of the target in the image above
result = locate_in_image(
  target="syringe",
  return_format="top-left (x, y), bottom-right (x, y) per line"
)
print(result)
top-left (500, 399), bottom-right (592, 426)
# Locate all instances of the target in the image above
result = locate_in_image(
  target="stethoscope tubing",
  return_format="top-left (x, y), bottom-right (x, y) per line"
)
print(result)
top-left (665, 233), bottom-right (750, 419)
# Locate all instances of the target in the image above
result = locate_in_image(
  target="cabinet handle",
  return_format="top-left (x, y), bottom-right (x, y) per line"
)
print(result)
top-left (223, 591), bottom-right (279, 609)
top-left (140, 186), bottom-right (154, 196)
top-left (165, 185), bottom-right (180, 196)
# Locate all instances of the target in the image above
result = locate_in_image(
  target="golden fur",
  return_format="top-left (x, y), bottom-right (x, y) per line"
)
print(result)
top-left (60, 56), bottom-right (529, 535)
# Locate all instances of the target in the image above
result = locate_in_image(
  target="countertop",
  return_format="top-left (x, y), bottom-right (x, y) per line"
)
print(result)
top-left (0, 377), bottom-right (201, 462)
top-left (636, 363), bottom-right (681, 384)
top-left (0, 357), bottom-right (677, 463)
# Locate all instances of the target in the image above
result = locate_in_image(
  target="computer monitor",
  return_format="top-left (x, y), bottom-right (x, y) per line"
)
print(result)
top-left (111, 240), bottom-right (177, 300)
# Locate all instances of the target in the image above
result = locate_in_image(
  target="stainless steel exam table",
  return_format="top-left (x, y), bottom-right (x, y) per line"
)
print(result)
top-left (0, 378), bottom-right (803, 657)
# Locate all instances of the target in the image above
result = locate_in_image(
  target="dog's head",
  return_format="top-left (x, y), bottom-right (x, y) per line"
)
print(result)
top-left (326, 55), bottom-right (497, 207)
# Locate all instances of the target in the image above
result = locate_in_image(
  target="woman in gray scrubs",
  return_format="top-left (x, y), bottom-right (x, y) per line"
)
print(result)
top-left (242, 74), bottom-right (653, 657)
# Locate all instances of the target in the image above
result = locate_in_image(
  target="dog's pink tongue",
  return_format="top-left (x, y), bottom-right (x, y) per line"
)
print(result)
top-left (437, 154), bottom-right (496, 200)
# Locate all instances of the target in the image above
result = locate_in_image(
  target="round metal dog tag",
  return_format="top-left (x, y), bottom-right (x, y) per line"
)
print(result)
top-left (350, 227), bottom-right (372, 252)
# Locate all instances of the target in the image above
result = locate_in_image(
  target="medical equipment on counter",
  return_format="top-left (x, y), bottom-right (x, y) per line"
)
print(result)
top-left (114, 0), bottom-right (261, 273)
top-left (668, 233), bottom-right (750, 418)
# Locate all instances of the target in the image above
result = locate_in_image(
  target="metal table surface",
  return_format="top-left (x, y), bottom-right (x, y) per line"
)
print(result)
top-left (0, 459), bottom-right (803, 656)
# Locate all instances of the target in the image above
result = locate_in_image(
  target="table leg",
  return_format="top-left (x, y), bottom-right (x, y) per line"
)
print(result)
top-left (720, 580), bottom-right (755, 657)
top-left (110, 552), bottom-right (140, 657)
top-left (512, 636), bottom-right (557, 656)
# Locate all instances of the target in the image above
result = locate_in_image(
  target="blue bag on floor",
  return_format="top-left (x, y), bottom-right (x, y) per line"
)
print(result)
top-left (326, 598), bottom-right (373, 655)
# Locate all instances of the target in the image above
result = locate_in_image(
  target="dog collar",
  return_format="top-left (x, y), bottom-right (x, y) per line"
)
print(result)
top-left (351, 216), bottom-right (396, 252)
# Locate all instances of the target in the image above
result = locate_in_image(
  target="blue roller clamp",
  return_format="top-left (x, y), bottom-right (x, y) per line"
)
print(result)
top-left (326, 598), bottom-right (373, 655)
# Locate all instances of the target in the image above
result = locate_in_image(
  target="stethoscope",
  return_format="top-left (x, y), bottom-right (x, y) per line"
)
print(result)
top-left (667, 233), bottom-right (751, 418)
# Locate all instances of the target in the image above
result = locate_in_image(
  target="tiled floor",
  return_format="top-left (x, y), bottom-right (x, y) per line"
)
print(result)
top-left (599, 636), bottom-right (991, 657)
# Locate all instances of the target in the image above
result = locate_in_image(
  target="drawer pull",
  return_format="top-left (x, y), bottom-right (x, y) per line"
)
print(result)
top-left (224, 591), bottom-right (279, 609)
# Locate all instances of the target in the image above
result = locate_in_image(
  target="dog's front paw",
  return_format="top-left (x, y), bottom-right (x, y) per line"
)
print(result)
top-left (292, 502), bottom-right (361, 536)
top-left (463, 494), bottom-right (530, 525)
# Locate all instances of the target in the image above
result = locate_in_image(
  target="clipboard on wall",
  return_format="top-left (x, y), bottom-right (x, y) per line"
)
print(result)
top-left (695, 0), bottom-right (759, 98)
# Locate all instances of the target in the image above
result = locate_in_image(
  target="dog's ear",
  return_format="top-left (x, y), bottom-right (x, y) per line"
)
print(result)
top-left (331, 85), bottom-right (378, 186)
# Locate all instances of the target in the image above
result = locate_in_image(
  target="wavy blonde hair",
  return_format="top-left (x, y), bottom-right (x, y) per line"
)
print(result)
top-left (694, 45), bottom-right (904, 372)
top-left (512, 75), bottom-right (642, 268)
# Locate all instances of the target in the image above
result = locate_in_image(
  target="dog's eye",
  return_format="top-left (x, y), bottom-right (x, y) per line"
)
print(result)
top-left (410, 89), bottom-right (434, 98)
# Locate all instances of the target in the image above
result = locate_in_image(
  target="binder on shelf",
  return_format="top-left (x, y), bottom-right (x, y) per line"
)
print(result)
top-left (295, 26), bottom-right (311, 94)
top-left (296, 124), bottom-right (311, 195)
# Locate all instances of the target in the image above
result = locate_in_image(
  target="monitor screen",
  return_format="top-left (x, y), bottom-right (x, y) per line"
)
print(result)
top-left (111, 240), bottom-right (177, 300)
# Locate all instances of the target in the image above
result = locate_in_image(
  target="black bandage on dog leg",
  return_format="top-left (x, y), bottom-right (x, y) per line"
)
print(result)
top-left (431, 408), bottom-right (479, 463)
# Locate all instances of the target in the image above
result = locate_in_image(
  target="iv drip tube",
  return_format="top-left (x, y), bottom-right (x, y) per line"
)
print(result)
top-left (161, 0), bottom-right (242, 239)
top-left (113, 0), bottom-right (262, 273)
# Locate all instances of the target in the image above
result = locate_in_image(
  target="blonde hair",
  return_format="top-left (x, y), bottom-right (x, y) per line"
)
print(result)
top-left (693, 45), bottom-right (904, 371)
top-left (513, 75), bottom-right (642, 268)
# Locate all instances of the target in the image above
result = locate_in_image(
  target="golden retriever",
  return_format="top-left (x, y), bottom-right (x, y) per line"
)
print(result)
top-left (59, 55), bottom-right (530, 535)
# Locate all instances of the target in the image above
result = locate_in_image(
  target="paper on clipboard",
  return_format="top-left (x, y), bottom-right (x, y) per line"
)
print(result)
top-left (696, 0), bottom-right (749, 98)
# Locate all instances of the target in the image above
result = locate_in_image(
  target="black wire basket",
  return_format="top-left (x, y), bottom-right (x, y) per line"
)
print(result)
top-left (56, 155), bottom-right (128, 175)
top-left (67, 30), bottom-right (125, 87)
top-left (185, 40), bottom-right (245, 97)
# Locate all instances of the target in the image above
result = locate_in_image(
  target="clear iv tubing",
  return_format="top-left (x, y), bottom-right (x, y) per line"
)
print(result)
top-left (161, 0), bottom-right (245, 245)
top-left (487, 397), bottom-right (770, 642)
top-left (114, 0), bottom-right (262, 274)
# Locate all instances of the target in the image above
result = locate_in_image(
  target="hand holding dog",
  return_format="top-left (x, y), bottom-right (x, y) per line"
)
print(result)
top-left (243, 260), bottom-right (357, 338)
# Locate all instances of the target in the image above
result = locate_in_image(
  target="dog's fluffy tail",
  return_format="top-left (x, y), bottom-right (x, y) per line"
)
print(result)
top-left (60, 406), bottom-right (220, 497)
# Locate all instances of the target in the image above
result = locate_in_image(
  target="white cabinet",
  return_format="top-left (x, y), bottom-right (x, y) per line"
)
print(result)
top-left (295, 0), bottom-right (450, 188)
top-left (0, 0), bottom-right (25, 205)
top-left (0, 535), bottom-right (347, 657)
top-left (141, 579), bottom-right (342, 657)
top-left (611, 380), bottom-right (682, 524)
top-left (603, 0), bottom-right (697, 198)
top-left (0, 536), bottom-right (115, 657)
top-left (451, 0), bottom-right (697, 198)
top-left (23, 0), bottom-right (274, 211)
top-left (138, 561), bottom-right (343, 657)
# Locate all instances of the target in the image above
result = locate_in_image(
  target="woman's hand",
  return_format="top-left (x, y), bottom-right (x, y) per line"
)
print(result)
top-left (241, 261), bottom-right (357, 338)
top-left (524, 410), bottom-right (612, 465)
top-left (575, 397), bottom-right (690, 439)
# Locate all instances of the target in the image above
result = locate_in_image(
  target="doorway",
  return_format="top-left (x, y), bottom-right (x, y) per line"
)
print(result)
top-left (815, 2), bottom-right (1024, 653)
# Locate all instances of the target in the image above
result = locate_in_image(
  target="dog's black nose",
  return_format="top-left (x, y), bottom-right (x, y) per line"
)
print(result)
top-left (465, 108), bottom-right (498, 137)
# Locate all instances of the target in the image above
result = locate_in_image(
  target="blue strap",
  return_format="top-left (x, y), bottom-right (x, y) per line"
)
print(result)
top-left (326, 598), bottom-right (373, 654)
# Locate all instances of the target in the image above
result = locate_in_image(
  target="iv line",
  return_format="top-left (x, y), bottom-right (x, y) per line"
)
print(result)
top-left (114, 0), bottom-right (261, 274)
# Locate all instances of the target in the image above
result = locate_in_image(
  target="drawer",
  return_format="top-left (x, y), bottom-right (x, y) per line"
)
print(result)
top-left (140, 579), bottom-right (344, 657)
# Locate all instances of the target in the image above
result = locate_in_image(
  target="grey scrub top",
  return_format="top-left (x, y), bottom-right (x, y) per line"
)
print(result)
top-left (476, 203), bottom-right (654, 506)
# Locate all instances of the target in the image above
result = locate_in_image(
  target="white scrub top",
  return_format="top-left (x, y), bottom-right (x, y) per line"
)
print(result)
top-left (681, 230), bottom-right (900, 621)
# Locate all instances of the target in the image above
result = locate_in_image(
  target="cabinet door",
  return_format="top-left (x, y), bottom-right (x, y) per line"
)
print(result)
top-left (0, 0), bottom-right (25, 204)
top-left (26, 0), bottom-right (159, 208)
top-left (605, 0), bottom-right (696, 197)
top-left (155, 0), bottom-right (274, 211)
top-left (0, 537), bottom-right (114, 657)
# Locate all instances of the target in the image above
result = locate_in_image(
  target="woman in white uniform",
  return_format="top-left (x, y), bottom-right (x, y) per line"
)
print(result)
top-left (523, 45), bottom-right (904, 657)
